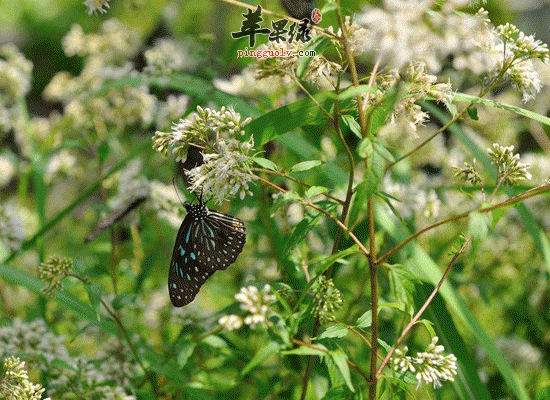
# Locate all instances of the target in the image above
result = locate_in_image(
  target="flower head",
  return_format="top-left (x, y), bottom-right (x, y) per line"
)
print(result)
top-left (0, 204), bottom-right (26, 251)
top-left (38, 255), bottom-right (74, 298)
top-left (153, 106), bottom-right (256, 203)
top-left (312, 276), bottom-right (343, 324)
top-left (487, 143), bottom-right (532, 185)
top-left (453, 159), bottom-right (483, 186)
top-left (393, 336), bottom-right (458, 389)
top-left (0, 356), bottom-right (47, 400)
top-left (0, 43), bottom-right (33, 133)
top-left (219, 284), bottom-right (276, 330)
top-left (144, 38), bottom-right (204, 75)
top-left (83, 0), bottom-right (110, 14)
top-left (252, 40), bottom-right (342, 87)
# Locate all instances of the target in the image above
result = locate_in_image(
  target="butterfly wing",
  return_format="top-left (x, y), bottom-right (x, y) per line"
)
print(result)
top-left (197, 210), bottom-right (246, 271)
top-left (168, 206), bottom-right (246, 307)
top-left (168, 213), bottom-right (216, 307)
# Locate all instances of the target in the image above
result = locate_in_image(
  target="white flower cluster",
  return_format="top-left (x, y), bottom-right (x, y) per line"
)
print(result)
top-left (393, 337), bottom-right (458, 389)
top-left (214, 66), bottom-right (295, 102)
top-left (0, 319), bottom-right (138, 399)
top-left (253, 40), bottom-right (342, 87)
top-left (0, 356), bottom-right (49, 400)
top-left (383, 175), bottom-right (441, 219)
top-left (144, 37), bottom-right (204, 75)
top-left (372, 62), bottom-right (452, 134)
top-left (0, 204), bottom-right (26, 251)
top-left (186, 138), bottom-right (255, 204)
top-left (153, 106), bottom-right (256, 204)
top-left (487, 143), bottom-right (532, 185)
top-left (219, 285), bottom-right (276, 330)
top-left (355, 1), bottom-right (494, 72)
top-left (0, 43), bottom-right (33, 134)
top-left (44, 20), bottom-right (156, 134)
top-left (0, 319), bottom-right (71, 365)
top-left (47, 357), bottom-right (137, 400)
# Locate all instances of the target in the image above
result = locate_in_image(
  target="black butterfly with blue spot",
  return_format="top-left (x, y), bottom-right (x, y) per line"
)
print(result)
top-left (169, 194), bottom-right (246, 306)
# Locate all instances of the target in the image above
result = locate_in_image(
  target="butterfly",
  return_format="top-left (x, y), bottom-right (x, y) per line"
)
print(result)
top-left (169, 193), bottom-right (246, 306)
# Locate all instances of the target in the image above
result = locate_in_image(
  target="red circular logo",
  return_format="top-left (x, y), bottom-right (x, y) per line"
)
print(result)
top-left (311, 8), bottom-right (322, 24)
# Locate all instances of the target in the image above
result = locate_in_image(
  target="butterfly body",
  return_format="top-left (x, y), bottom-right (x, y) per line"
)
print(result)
top-left (169, 199), bottom-right (246, 307)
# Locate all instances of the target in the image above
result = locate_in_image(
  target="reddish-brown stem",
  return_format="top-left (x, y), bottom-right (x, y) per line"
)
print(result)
top-left (375, 237), bottom-right (471, 377)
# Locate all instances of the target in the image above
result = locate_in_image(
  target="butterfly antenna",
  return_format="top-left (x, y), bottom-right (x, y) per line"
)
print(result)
top-left (172, 177), bottom-right (185, 205)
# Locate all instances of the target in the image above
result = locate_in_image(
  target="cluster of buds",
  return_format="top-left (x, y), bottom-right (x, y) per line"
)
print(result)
top-left (393, 337), bottom-right (458, 389)
top-left (487, 143), bottom-right (532, 185)
top-left (312, 275), bottom-right (343, 324)
top-left (38, 255), bottom-right (74, 298)
top-left (453, 159), bottom-right (482, 186)
top-left (0, 356), bottom-right (48, 400)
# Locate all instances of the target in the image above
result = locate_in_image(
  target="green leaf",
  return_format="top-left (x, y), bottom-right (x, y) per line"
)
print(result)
top-left (377, 338), bottom-right (392, 353)
top-left (241, 342), bottom-right (279, 376)
top-left (468, 212), bottom-right (490, 240)
top-left (535, 385), bottom-right (550, 400)
top-left (85, 283), bottom-right (102, 321)
top-left (373, 138), bottom-right (395, 162)
top-left (453, 92), bottom-right (550, 127)
top-left (282, 346), bottom-right (326, 357)
top-left (467, 106), bottom-right (479, 120)
top-left (357, 139), bottom-right (386, 195)
top-left (468, 211), bottom-right (490, 256)
top-left (246, 92), bottom-right (333, 146)
top-left (337, 85), bottom-right (376, 101)
top-left (415, 319), bottom-right (436, 337)
top-left (356, 310), bottom-right (372, 328)
top-left (378, 301), bottom-right (407, 312)
top-left (318, 324), bottom-right (349, 339)
top-left (320, 386), bottom-right (353, 400)
top-left (491, 207), bottom-right (508, 229)
top-left (202, 335), bottom-right (228, 348)
top-left (388, 264), bottom-right (419, 306)
top-left (281, 213), bottom-right (323, 260)
top-left (305, 186), bottom-right (328, 198)
top-left (252, 156), bottom-right (278, 170)
top-left (348, 179), bottom-right (377, 227)
top-left (50, 359), bottom-right (77, 371)
top-left (379, 376), bottom-right (416, 400)
top-left (177, 343), bottom-right (196, 368)
top-left (111, 293), bottom-right (136, 311)
top-left (97, 140), bottom-right (110, 164)
top-left (341, 115), bottom-right (362, 138)
top-left (366, 85), bottom-right (399, 137)
top-left (329, 349), bottom-right (354, 392)
top-left (290, 160), bottom-right (322, 173)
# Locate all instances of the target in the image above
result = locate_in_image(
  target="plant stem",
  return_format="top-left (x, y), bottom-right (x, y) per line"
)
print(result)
top-left (255, 176), bottom-right (370, 257)
top-left (367, 196), bottom-right (379, 400)
top-left (377, 182), bottom-right (550, 266)
top-left (375, 237), bottom-right (471, 377)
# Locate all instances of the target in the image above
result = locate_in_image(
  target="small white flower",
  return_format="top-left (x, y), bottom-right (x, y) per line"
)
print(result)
top-left (83, 0), bottom-right (110, 14)
top-left (392, 337), bottom-right (458, 389)
top-left (222, 285), bottom-right (276, 329)
top-left (219, 315), bottom-right (244, 331)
